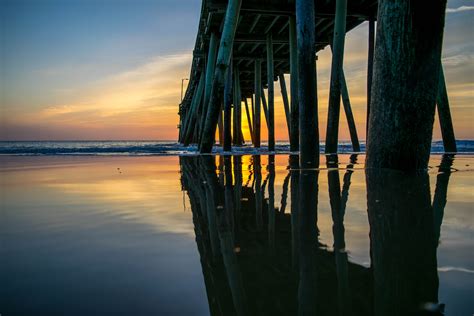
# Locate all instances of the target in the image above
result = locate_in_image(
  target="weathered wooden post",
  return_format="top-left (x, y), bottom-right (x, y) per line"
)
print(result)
top-left (254, 60), bottom-right (262, 148)
top-left (296, 0), bottom-right (319, 167)
top-left (200, 32), bottom-right (219, 142)
top-left (217, 112), bottom-right (224, 146)
top-left (279, 73), bottom-right (291, 140)
top-left (340, 70), bottom-right (360, 151)
top-left (178, 103), bottom-right (185, 143)
top-left (183, 73), bottom-right (206, 146)
top-left (366, 0), bottom-right (448, 170)
top-left (267, 34), bottom-right (275, 151)
top-left (367, 18), bottom-right (375, 136)
top-left (329, 43), bottom-right (360, 152)
top-left (437, 65), bottom-right (457, 152)
top-left (261, 86), bottom-right (269, 129)
top-left (244, 98), bottom-right (254, 145)
top-left (233, 67), bottom-right (242, 145)
top-left (223, 65), bottom-right (233, 151)
top-left (325, 0), bottom-right (347, 154)
top-left (289, 16), bottom-right (299, 152)
top-left (200, 0), bottom-right (242, 153)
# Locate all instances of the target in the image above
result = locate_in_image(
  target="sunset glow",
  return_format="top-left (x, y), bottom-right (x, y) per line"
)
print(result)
top-left (1, 0), bottom-right (472, 141)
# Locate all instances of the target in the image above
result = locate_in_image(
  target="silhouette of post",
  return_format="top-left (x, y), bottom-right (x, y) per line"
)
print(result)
top-left (223, 64), bottom-right (233, 151)
top-left (296, 0), bottom-right (319, 167)
top-left (366, 1), bottom-right (448, 170)
top-left (200, 0), bottom-right (242, 153)
top-left (278, 73), bottom-right (291, 140)
top-left (436, 66), bottom-right (457, 152)
top-left (325, 0), bottom-right (348, 154)
top-left (254, 61), bottom-right (262, 148)
top-left (200, 32), bottom-right (219, 143)
top-left (289, 16), bottom-right (299, 152)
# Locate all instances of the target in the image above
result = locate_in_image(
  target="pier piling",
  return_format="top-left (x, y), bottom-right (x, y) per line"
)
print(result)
top-left (178, 0), bottom-right (456, 165)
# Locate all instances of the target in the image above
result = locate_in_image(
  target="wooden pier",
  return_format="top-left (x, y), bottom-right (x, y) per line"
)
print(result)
top-left (178, 0), bottom-right (456, 171)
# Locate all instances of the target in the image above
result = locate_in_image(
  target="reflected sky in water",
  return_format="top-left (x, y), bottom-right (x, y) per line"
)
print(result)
top-left (1, 155), bottom-right (473, 315)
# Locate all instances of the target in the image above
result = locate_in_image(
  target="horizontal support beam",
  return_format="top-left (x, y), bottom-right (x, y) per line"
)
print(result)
top-left (208, 2), bottom-right (375, 19)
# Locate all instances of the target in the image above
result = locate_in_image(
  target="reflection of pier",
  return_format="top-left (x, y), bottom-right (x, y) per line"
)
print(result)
top-left (179, 154), bottom-right (455, 315)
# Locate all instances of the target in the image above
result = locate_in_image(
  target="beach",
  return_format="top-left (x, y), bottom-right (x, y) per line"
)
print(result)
top-left (1, 154), bottom-right (473, 315)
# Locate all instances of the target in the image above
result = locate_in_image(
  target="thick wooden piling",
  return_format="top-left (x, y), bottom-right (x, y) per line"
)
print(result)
top-left (367, 18), bottom-right (375, 135)
top-left (218, 111), bottom-right (224, 145)
top-left (233, 67), bottom-right (242, 145)
top-left (340, 69), bottom-right (360, 151)
top-left (296, 0), bottom-right (319, 167)
top-left (266, 34), bottom-right (275, 151)
top-left (366, 0), bottom-right (447, 170)
top-left (200, 32), bottom-right (219, 142)
top-left (289, 16), bottom-right (299, 152)
top-left (254, 60), bottom-right (262, 148)
top-left (200, 0), bottom-right (242, 153)
top-left (279, 73), bottom-right (291, 140)
top-left (437, 65), bottom-right (457, 152)
top-left (325, 0), bottom-right (347, 154)
top-left (183, 73), bottom-right (206, 146)
top-left (223, 66), bottom-right (233, 151)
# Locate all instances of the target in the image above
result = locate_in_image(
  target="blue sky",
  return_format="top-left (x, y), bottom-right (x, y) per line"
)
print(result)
top-left (1, 0), bottom-right (472, 140)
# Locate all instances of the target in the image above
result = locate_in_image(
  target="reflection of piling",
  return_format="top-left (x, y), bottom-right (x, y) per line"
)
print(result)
top-left (267, 155), bottom-right (276, 250)
top-left (181, 155), bottom-right (381, 315)
top-left (297, 166), bottom-right (319, 315)
top-left (279, 171), bottom-right (290, 216)
top-left (233, 155), bottom-right (243, 245)
top-left (327, 155), bottom-right (352, 315)
top-left (290, 154), bottom-right (300, 271)
top-left (254, 155), bottom-right (263, 230)
top-left (433, 154), bottom-right (454, 245)
top-left (366, 168), bottom-right (440, 315)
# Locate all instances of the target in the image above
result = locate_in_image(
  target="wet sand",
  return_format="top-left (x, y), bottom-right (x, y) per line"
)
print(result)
top-left (1, 154), bottom-right (473, 315)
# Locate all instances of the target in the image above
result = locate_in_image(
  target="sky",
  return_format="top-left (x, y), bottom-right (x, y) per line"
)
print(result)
top-left (1, 0), bottom-right (473, 141)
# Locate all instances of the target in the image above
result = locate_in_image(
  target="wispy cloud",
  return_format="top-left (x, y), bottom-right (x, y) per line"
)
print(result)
top-left (3, 53), bottom-right (192, 140)
top-left (446, 6), bottom-right (474, 13)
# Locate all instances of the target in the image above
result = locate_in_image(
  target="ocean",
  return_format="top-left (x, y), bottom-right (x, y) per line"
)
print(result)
top-left (0, 140), bottom-right (473, 156)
